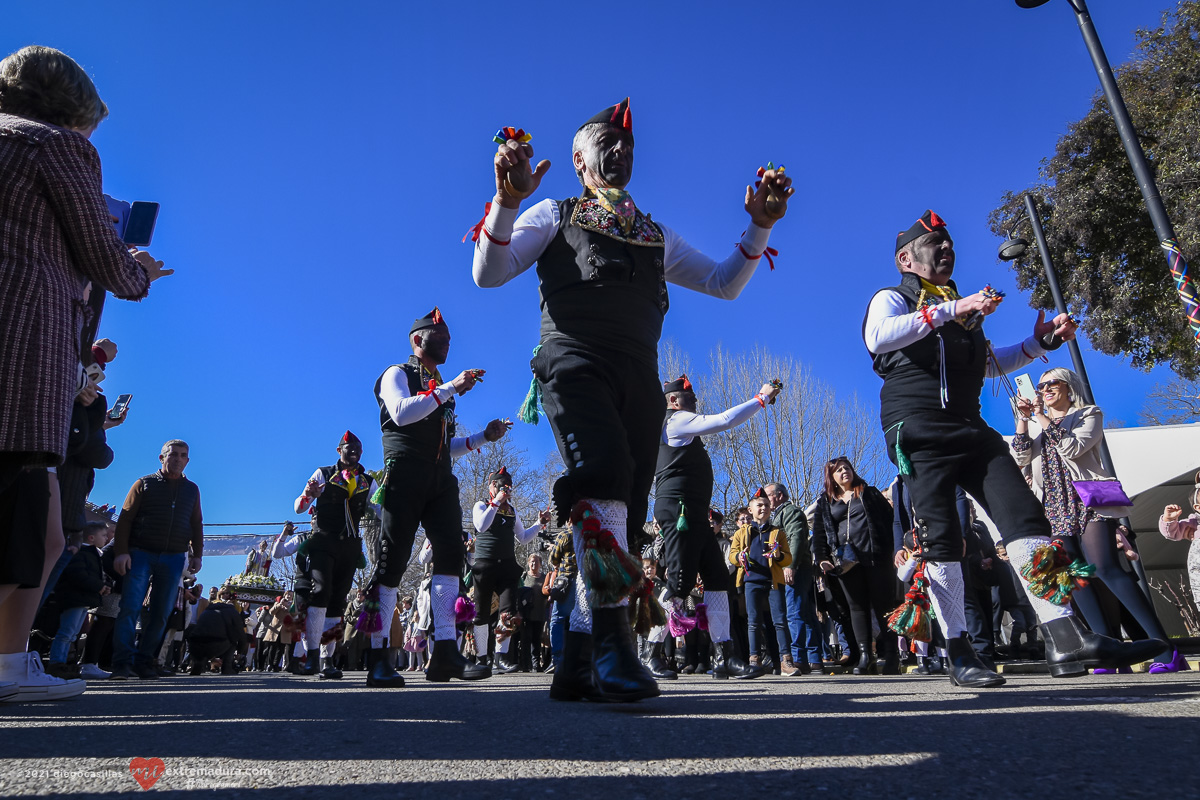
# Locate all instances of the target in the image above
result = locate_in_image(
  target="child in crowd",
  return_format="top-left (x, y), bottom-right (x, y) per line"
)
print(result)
top-left (47, 522), bottom-right (112, 679)
top-left (1160, 490), bottom-right (1200, 612)
top-left (729, 494), bottom-right (793, 672)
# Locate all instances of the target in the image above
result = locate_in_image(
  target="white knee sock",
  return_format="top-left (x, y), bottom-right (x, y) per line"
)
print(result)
top-left (568, 498), bottom-right (629, 634)
top-left (431, 575), bottom-right (460, 642)
top-left (924, 561), bottom-right (968, 641)
top-left (369, 586), bottom-right (399, 649)
top-left (1004, 537), bottom-right (1073, 622)
top-left (473, 624), bottom-right (489, 655)
top-left (293, 641), bottom-right (305, 656)
top-left (319, 616), bottom-right (341, 658)
top-left (647, 624), bottom-right (669, 643)
top-left (916, 639), bottom-right (929, 657)
top-left (705, 591), bottom-right (731, 644)
top-left (497, 636), bottom-right (511, 654)
top-left (304, 607), bottom-right (327, 651)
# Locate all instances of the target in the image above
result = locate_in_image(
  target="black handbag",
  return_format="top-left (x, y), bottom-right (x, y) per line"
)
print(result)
top-left (548, 573), bottom-right (571, 602)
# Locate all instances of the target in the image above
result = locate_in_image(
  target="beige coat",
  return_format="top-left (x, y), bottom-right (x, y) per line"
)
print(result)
top-left (1011, 404), bottom-right (1132, 518)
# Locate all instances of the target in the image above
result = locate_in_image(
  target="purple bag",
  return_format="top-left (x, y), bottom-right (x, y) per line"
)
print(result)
top-left (1072, 480), bottom-right (1132, 508)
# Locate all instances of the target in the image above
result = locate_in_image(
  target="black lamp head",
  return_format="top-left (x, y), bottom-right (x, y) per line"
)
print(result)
top-left (1015, 0), bottom-right (1053, 7)
top-left (998, 237), bottom-right (1030, 261)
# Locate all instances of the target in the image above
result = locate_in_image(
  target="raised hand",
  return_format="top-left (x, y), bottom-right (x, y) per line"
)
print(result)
top-left (131, 248), bottom-right (174, 282)
top-left (483, 418), bottom-right (510, 442)
top-left (957, 291), bottom-right (1002, 317)
top-left (1033, 310), bottom-right (1078, 343)
top-left (494, 139), bottom-right (551, 209)
top-left (1164, 504), bottom-right (1183, 523)
top-left (744, 167), bottom-right (794, 228)
top-left (452, 369), bottom-right (481, 395)
top-left (759, 382), bottom-right (781, 402)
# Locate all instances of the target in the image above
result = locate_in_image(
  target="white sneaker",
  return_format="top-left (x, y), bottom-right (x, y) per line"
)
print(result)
top-left (78, 663), bottom-right (112, 680)
top-left (0, 651), bottom-right (87, 702)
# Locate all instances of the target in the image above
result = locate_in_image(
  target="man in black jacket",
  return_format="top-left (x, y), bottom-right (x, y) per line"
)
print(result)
top-left (186, 589), bottom-right (247, 675)
top-left (109, 440), bottom-right (203, 680)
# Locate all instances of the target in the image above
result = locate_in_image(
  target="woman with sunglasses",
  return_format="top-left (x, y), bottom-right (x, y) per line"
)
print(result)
top-left (1013, 368), bottom-right (1183, 672)
top-left (812, 457), bottom-right (900, 674)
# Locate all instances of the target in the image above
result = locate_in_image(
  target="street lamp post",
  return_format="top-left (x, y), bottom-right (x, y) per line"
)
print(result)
top-left (1016, 0), bottom-right (1200, 341)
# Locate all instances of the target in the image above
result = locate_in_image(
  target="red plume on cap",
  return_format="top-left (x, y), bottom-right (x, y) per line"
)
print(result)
top-left (431, 307), bottom-right (443, 325)
top-left (682, 375), bottom-right (692, 391)
top-left (609, 97), bottom-right (632, 131)
top-left (752, 486), bottom-right (767, 499)
top-left (340, 431), bottom-right (361, 447)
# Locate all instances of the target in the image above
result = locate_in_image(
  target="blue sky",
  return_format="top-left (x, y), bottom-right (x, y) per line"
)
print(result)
top-left (5, 1), bottom-right (1182, 588)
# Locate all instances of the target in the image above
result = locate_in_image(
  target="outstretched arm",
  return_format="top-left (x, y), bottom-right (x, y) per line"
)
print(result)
top-left (665, 395), bottom-right (769, 442)
top-left (473, 501), bottom-right (497, 534)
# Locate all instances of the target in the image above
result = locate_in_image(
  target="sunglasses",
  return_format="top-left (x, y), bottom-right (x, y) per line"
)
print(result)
top-left (1036, 380), bottom-right (1065, 392)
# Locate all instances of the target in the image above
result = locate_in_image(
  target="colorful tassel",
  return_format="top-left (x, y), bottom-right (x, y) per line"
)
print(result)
top-left (355, 583), bottom-right (383, 633)
top-left (677, 500), bottom-right (689, 532)
top-left (1020, 540), bottom-right (1097, 605)
top-left (630, 583), bottom-right (667, 636)
top-left (572, 501), bottom-right (645, 606)
top-left (493, 126), bottom-right (532, 145)
top-left (888, 421), bottom-right (913, 476)
top-left (695, 603), bottom-right (709, 632)
top-left (517, 345), bottom-right (543, 425)
top-left (454, 596), bottom-right (476, 624)
top-left (296, 537), bottom-right (311, 559)
top-left (887, 564), bottom-right (932, 644)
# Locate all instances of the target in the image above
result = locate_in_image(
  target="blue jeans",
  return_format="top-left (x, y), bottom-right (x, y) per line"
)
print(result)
top-left (549, 577), bottom-right (576, 668)
top-left (50, 606), bottom-right (90, 663)
top-left (745, 581), bottom-right (789, 658)
top-left (785, 577), bottom-right (823, 666)
top-left (112, 548), bottom-right (187, 669)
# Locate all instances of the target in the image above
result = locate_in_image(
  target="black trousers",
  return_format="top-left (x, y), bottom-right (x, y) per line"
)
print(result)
top-left (378, 459), bottom-right (465, 583)
top-left (472, 558), bottom-right (522, 624)
top-left (533, 336), bottom-right (663, 534)
top-left (962, 567), bottom-right (996, 658)
top-left (189, 637), bottom-right (236, 673)
top-left (885, 412), bottom-right (1051, 561)
top-left (833, 561), bottom-right (898, 658)
top-left (654, 497), bottom-right (731, 599)
top-left (305, 533), bottom-right (361, 620)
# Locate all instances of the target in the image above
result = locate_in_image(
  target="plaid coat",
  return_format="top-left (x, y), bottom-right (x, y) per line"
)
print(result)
top-left (0, 113), bottom-right (149, 465)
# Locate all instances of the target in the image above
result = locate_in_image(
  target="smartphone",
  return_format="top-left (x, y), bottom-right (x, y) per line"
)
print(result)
top-left (122, 202), bottom-right (160, 247)
top-left (108, 393), bottom-right (133, 420)
top-left (1014, 374), bottom-right (1037, 402)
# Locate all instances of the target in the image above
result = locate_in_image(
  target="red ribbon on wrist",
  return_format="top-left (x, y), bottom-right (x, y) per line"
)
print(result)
top-left (919, 306), bottom-right (936, 330)
top-left (737, 242), bottom-right (779, 271)
top-left (463, 202), bottom-right (511, 245)
top-left (417, 379), bottom-right (442, 406)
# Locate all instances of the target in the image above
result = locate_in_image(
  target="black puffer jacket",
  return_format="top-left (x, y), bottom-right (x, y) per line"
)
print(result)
top-left (811, 486), bottom-right (894, 568)
top-left (53, 545), bottom-right (107, 609)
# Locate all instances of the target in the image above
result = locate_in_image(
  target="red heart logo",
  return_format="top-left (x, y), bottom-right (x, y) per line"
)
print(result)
top-left (129, 757), bottom-right (165, 790)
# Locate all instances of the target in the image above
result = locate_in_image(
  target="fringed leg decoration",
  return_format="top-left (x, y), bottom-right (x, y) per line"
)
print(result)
top-left (631, 583), bottom-right (667, 637)
top-left (887, 563), bottom-right (932, 647)
top-left (356, 583), bottom-right (384, 635)
top-left (1014, 538), bottom-right (1095, 608)
top-left (317, 617), bottom-right (343, 680)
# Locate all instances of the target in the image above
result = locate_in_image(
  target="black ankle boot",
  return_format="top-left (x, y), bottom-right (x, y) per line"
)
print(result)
top-left (550, 630), bottom-right (601, 701)
top-left (493, 651), bottom-right (519, 674)
top-left (711, 640), bottom-right (764, 679)
top-left (913, 656), bottom-right (932, 675)
top-left (590, 607), bottom-right (659, 702)
top-left (318, 656), bottom-right (342, 680)
top-left (644, 641), bottom-right (678, 680)
top-left (299, 648), bottom-right (320, 676)
top-left (946, 635), bottom-right (1006, 688)
top-left (366, 640), bottom-right (405, 688)
top-left (1040, 615), bottom-right (1167, 678)
top-left (851, 648), bottom-right (875, 675)
top-left (426, 638), bottom-right (491, 682)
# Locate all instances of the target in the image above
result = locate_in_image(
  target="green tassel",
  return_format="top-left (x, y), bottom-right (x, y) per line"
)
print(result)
top-left (517, 345), bottom-right (544, 425)
top-left (296, 537), bottom-right (311, 558)
top-left (677, 500), bottom-right (688, 532)
top-left (889, 421), bottom-right (913, 476)
top-left (369, 482), bottom-right (385, 506)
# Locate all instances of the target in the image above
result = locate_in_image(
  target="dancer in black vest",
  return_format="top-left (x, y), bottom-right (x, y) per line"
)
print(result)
top-left (647, 375), bottom-right (778, 680)
top-left (864, 210), bottom-right (1165, 685)
top-left (290, 431), bottom-right (374, 680)
top-left (470, 466), bottom-right (550, 672)
top-left (472, 98), bottom-right (793, 702)
top-left (368, 307), bottom-right (509, 686)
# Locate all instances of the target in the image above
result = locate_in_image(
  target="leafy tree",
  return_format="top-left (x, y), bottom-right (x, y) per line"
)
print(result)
top-left (988, 2), bottom-right (1200, 378)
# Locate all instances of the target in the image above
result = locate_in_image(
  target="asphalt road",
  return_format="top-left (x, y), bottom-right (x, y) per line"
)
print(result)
top-left (2, 669), bottom-right (1198, 798)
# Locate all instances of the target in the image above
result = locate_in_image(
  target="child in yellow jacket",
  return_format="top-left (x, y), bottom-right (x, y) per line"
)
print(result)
top-left (728, 493), bottom-right (795, 673)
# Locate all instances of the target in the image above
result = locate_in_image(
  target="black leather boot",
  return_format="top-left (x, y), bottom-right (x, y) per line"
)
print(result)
top-left (711, 640), bottom-right (765, 679)
top-left (426, 638), bottom-right (491, 682)
top-left (946, 634), bottom-right (1006, 688)
top-left (644, 641), bottom-right (678, 680)
top-left (298, 648), bottom-right (320, 676)
top-left (318, 656), bottom-right (342, 680)
top-left (590, 607), bottom-right (660, 702)
top-left (493, 651), bottom-right (519, 674)
top-left (851, 646), bottom-right (875, 676)
top-left (366, 640), bottom-right (406, 688)
top-left (913, 656), bottom-right (932, 675)
top-left (550, 630), bottom-right (601, 701)
top-left (1040, 615), bottom-right (1167, 678)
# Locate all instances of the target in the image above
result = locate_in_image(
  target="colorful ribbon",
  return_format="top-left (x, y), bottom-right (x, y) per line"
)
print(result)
top-left (1162, 239), bottom-right (1200, 341)
top-left (493, 126), bottom-right (532, 145)
top-left (463, 201), bottom-right (510, 245)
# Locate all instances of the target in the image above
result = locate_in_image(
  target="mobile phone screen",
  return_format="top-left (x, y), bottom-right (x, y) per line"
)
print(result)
top-left (122, 202), bottom-right (159, 247)
top-left (108, 393), bottom-right (133, 419)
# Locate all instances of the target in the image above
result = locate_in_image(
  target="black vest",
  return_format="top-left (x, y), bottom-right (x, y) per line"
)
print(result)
top-left (374, 356), bottom-right (457, 469)
top-left (865, 273), bottom-right (988, 428)
top-left (312, 463), bottom-right (371, 538)
top-left (536, 195), bottom-right (669, 363)
top-left (475, 506), bottom-right (516, 562)
top-left (654, 409), bottom-right (715, 503)
top-left (128, 472), bottom-right (200, 554)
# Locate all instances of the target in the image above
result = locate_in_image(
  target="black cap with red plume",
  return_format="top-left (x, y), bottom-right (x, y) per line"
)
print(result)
top-left (663, 374), bottom-right (694, 395)
top-left (410, 306), bottom-right (447, 335)
top-left (895, 210), bottom-right (948, 253)
top-left (579, 97), bottom-right (633, 140)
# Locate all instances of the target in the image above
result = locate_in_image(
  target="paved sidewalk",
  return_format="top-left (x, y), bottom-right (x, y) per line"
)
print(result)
top-left (1, 670), bottom-right (1197, 798)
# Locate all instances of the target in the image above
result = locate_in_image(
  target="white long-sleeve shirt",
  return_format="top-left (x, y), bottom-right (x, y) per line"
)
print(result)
top-left (294, 467), bottom-right (381, 518)
top-left (863, 289), bottom-right (1047, 375)
top-left (662, 395), bottom-right (767, 447)
top-left (377, 366), bottom-right (480, 457)
top-left (472, 200), bottom-right (772, 300)
top-left (471, 501), bottom-right (544, 544)
top-left (271, 531), bottom-right (305, 559)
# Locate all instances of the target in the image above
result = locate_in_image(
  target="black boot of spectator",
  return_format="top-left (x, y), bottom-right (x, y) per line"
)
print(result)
top-left (299, 649), bottom-right (319, 677)
top-left (318, 656), bottom-right (342, 680)
top-left (493, 651), bottom-right (519, 675)
top-left (590, 608), bottom-right (659, 702)
top-left (549, 631), bottom-right (601, 701)
top-left (366, 641), bottom-right (405, 688)
top-left (712, 641), bottom-right (764, 680)
top-left (1040, 615), bottom-right (1165, 678)
top-left (946, 635), bottom-right (1005, 688)
top-left (913, 657), bottom-right (932, 675)
top-left (644, 642), bottom-right (678, 680)
top-left (426, 638), bottom-right (491, 682)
